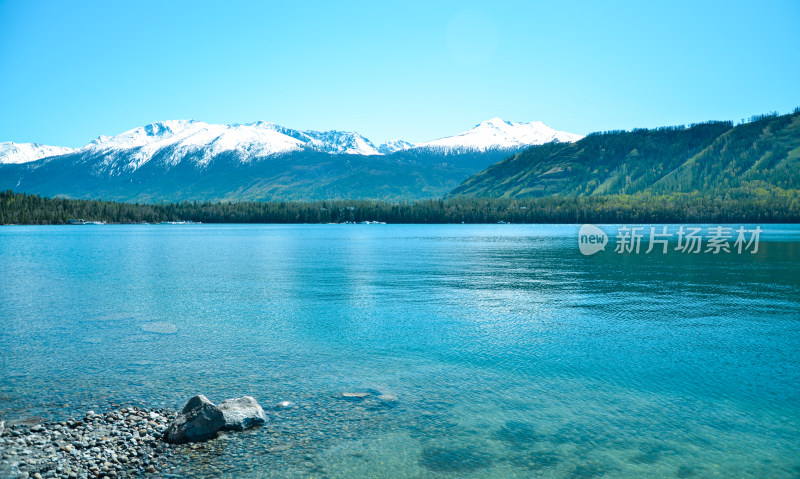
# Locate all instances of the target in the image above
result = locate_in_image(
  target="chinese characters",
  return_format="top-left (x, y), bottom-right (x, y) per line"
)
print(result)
top-left (610, 225), bottom-right (762, 254)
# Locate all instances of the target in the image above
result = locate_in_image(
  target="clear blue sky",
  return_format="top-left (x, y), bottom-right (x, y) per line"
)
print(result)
top-left (1, 0), bottom-right (798, 147)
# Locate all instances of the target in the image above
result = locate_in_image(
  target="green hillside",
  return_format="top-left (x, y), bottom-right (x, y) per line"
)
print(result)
top-left (450, 110), bottom-right (800, 198)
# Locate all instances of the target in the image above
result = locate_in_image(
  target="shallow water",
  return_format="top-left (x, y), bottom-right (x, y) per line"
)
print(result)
top-left (1, 224), bottom-right (798, 478)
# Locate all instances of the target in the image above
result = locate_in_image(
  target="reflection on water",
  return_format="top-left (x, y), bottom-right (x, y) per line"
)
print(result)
top-left (1, 224), bottom-right (799, 477)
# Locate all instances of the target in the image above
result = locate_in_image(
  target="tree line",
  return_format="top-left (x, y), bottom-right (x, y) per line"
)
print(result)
top-left (1, 190), bottom-right (798, 225)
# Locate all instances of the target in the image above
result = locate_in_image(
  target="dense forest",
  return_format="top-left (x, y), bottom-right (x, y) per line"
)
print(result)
top-left (2, 190), bottom-right (798, 225)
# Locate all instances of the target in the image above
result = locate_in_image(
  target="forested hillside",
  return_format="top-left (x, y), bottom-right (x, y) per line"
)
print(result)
top-left (451, 110), bottom-right (800, 199)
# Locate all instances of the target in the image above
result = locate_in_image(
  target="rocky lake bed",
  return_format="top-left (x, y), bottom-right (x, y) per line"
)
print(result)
top-left (0, 406), bottom-right (178, 478)
top-left (0, 391), bottom-right (403, 479)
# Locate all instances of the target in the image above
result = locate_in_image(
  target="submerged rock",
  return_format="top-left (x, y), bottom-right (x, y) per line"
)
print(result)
top-left (140, 322), bottom-right (178, 334)
top-left (341, 392), bottom-right (370, 399)
top-left (419, 446), bottom-right (493, 473)
top-left (162, 395), bottom-right (225, 444)
top-left (494, 421), bottom-right (543, 448)
top-left (509, 450), bottom-right (561, 471)
top-left (218, 396), bottom-right (266, 431)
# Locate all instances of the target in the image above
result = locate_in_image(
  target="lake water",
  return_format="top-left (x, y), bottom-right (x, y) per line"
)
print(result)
top-left (1, 224), bottom-right (799, 478)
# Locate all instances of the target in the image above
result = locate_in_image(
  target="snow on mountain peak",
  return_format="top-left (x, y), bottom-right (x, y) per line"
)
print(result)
top-left (85, 120), bottom-right (310, 171)
top-left (242, 123), bottom-right (382, 156)
top-left (418, 118), bottom-right (582, 152)
top-left (378, 139), bottom-right (415, 154)
top-left (2, 117), bottom-right (582, 170)
top-left (480, 117), bottom-right (511, 128)
top-left (0, 142), bottom-right (74, 164)
top-left (76, 120), bottom-right (388, 172)
top-left (88, 120), bottom-right (199, 150)
top-left (300, 129), bottom-right (381, 156)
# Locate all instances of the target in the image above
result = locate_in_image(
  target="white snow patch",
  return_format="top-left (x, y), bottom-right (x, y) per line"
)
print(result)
top-left (416, 117), bottom-right (583, 152)
top-left (12, 117), bottom-right (583, 174)
top-left (0, 142), bottom-right (74, 164)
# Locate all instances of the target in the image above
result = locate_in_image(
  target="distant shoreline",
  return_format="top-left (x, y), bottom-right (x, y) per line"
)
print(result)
top-left (2, 190), bottom-right (799, 226)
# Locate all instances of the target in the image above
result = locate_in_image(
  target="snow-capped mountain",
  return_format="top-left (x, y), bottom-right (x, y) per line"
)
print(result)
top-left (79, 120), bottom-right (387, 172)
top-left (0, 118), bottom-right (580, 202)
top-left (2, 117), bottom-right (581, 170)
top-left (378, 139), bottom-right (415, 154)
top-left (259, 123), bottom-right (380, 155)
top-left (0, 117), bottom-right (584, 202)
top-left (0, 142), bottom-right (74, 164)
top-left (85, 120), bottom-right (308, 171)
top-left (415, 117), bottom-right (583, 153)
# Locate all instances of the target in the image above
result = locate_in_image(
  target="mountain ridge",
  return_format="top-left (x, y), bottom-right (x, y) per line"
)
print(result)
top-left (449, 110), bottom-right (800, 198)
top-left (0, 142), bottom-right (75, 165)
top-left (0, 117), bottom-right (581, 202)
top-left (0, 118), bottom-right (582, 167)
top-left (416, 117), bottom-right (582, 153)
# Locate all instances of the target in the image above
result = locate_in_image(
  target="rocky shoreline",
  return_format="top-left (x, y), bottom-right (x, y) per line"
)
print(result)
top-left (0, 391), bottom-right (397, 479)
top-left (0, 406), bottom-right (178, 478)
top-left (1, 393), bottom-right (272, 479)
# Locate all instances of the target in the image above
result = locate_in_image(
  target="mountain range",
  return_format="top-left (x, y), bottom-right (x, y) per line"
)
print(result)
top-left (2, 110), bottom-right (797, 203)
top-left (450, 110), bottom-right (800, 199)
top-left (0, 118), bottom-right (580, 201)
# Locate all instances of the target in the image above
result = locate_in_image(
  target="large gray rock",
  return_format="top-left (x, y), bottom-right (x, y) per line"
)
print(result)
top-left (218, 396), bottom-right (266, 431)
top-left (162, 395), bottom-right (225, 444)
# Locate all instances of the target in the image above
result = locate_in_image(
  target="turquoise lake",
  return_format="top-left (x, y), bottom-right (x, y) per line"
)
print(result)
top-left (1, 224), bottom-right (799, 478)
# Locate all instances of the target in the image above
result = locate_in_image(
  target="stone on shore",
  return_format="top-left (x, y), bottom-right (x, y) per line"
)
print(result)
top-left (0, 405), bottom-right (173, 479)
top-left (0, 419), bottom-right (4, 436)
top-left (162, 395), bottom-right (225, 444)
top-left (218, 396), bottom-right (266, 431)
